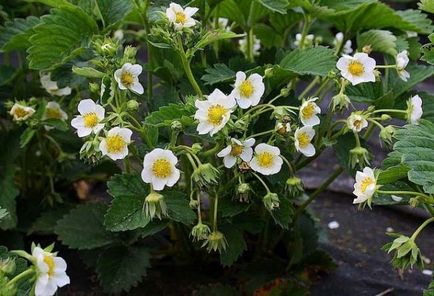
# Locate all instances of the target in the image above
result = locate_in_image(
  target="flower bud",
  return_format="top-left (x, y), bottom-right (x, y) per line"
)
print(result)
top-left (379, 125), bottom-right (395, 145)
top-left (191, 143), bottom-right (202, 154)
top-left (94, 38), bottom-right (118, 56)
top-left (263, 192), bottom-right (280, 211)
top-left (123, 46), bottom-right (138, 62)
top-left (409, 197), bottom-right (420, 208)
top-left (362, 44), bottom-right (372, 54)
top-left (89, 82), bottom-right (100, 94)
top-left (127, 100), bottom-right (139, 111)
top-left (233, 118), bottom-right (249, 132)
top-left (264, 67), bottom-right (274, 78)
top-left (331, 93), bottom-right (351, 111)
top-left (202, 231), bottom-right (227, 253)
top-left (380, 114), bottom-right (391, 121)
top-left (191, 222), bottom-right (211, 241)
top-left (280, 88), bottom-right (290, 97)
top-left (192, 163), bottom-right (220, 187)
top-left (144, 191), bottom-right (167, 220)
top-left (171, 120), bottom-right (183, 131)
top-left (349, 146), bottom-right (370, 169)
top-left (0, 258), bottom-right (16, 274)
top-left (237, 183), bottom-right (251, 202)
top-left (286, 176), bottom-right (304, 197)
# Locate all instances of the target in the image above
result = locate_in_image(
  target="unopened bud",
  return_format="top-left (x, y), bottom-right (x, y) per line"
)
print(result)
top-left (362, 45), bottom-right (372, 54)
top-left (380, 114), bottom-right (391, 121)
top-left (127, 100), bottom-right (139, 110)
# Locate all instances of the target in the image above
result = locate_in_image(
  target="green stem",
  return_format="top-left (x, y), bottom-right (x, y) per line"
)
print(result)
top-left (299, 76), bottom-right (319, 99)
top-left (247, 27), bottom-right (255, 63)
top-left (7, 269), bottom-right (34, 287)
top-left (249, 129), bottom-right (274, 138)
top-left (375, 65), bottom-right (396, 69)
top-left (373, 109), bottom-right (406, 114)
top-left (212, 192), bottom-right (219, 231)
top-left (177, 36), bottom-right (203, 98)
top-left (298, 14), bottom-right (311, 50)
top-left (252, 172), bottom-right (271, 193)
top-left (377, 190), bottom-right (433, 200)
top-left (293, 167), bottom-right (344, 222)
top-left (410, 217), bottom-right (434, 241)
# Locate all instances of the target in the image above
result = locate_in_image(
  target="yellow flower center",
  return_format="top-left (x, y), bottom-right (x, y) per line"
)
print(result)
top-left (207, 104), bottom-right (227, 126)
top-left (83, 112), bottom-right (98, 128)
top-left (43, 255), bottom-right (55, 277)
top-left (14, 107), bottom-right (29, 118)
top-left (297, 132), bottom-right (310, 148)
top-left (46, 107), bottom-right (61, 119)
top-left (105, 135), bottom-right (126, 153)
top-left (360, 177), bottom-right (374, 193)
top-left (121, 71), bottom-right (134, 87)
top-left (348, 61), bottom-right (364, 76)
top-left (230, 144), bottom-right (243, 156)
top-left (301, 103), bottom-right (315, 119)
top-left (257, 152), bottom-right (274, 168)
top-left (175, 12), bottom-right (186, 24)
top-left (152, 159), bottom-right (172, 178)
top-left (239, 80), bottom-right (254, 98)
top-left (353, 119), bottom-right (363, 130)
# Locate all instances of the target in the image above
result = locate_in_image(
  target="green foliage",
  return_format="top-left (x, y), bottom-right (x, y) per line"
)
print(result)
top-left (0, 166), bottom-right (19, 230)
top-left (256, 0), bottom-right (289, 14)
top-left (0, 17), bottom-right (40, 52)
top-left (394, 121), bottom-right (434, 194)
top-left (220, 224), bottom-right (247, 266)
top-left (280, 46), bottom-right (336, 77)
top-left (357, 30), bottom-right (397, 56)
top-left (201, 63), bottom-right (236, 85)
top-left (55, 203), bottom-right (115, 249)
top-left (96, 245), bottom-right (151, 293)
top-left (270, 196), bottom-right (294, 229)
top-left (165, 192), bottom-right (196, 225)
top-left (105, 174), bottom-right (150, 231)
top-left (424, 280), bottom-right (434, 296)
top-left (419, 0), bottom-right (434, 13)
top-left (27, 6), bottom-right (98, 70)
top-left (144, 103), bottom-right (195, 127)
top-left (96, 0), bottom-right (133, 27)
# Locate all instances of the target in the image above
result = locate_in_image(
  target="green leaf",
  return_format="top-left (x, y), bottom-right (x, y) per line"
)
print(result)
top-left (0, 17), bottom-right (40, 52)
top-left (0, 166), bottom-right (19, 230)
top-left (220, 225), bottom-right (247, 266)
top-left (0, 208), bottom-right (8, 221)
top-left (394, 121), bottom-right (434, 194)
top-left (255, 0), bottom-right (288, 14)
top-left (280, 46), bottom-right (336, 77)
top-left (420, 92), bottom-right (434, 122)
top-left (219, 198), bottom-right (250, 218)
top-left (270, 196), bottom-right (294, 229)
top-left (421, 44), bottom-right (434, 65)
top-left (144, 103), bottom-right (195, 127)
top-left (201, 63), bottom-right (236, 85)
top-left (377, 165), bottom-right (409, 184)
top-left (396, 9), bottom-right (434, 35)
top-left (42, 119), bottom-right (69, 131)
top-left (423, 279), bottom-right (434, 296)
top-left (389, 64), bottom-right (434, 97)
top-left (105, 174), bottom-right (150, 232)
top-left (96, 0), bottom-right (133, 27)
top-left (19, 128), bottom-right (36, 148)
top-left (96, 245), bottom-right (150, 293)
top-left (72, 66), bottom-right (105, 78)
top-left (165, 191), bottom-right (196, 225)
top-left (55, 203), bottom-right (115, 249)
top-left (254, 24), bottom-right (282, 48)
top-left (419, 0), bottom-right (434, 14)
top-left (28, 206), bottom-right (73, 234)
top-left (357, 30), bottom-right (397, 56)
top-left (26, 0), bottom-right (75, 8)
top-left (215, 0), bottom-right (246, 27)
top-left (194, 30), bottom-right (243, 51)
top-left (27, 6), bottom-right (98, 70)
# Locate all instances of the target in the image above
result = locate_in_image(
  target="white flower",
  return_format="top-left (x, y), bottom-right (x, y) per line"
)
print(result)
top-left (71, 99), bottom-right (105, 137)
top-left (217, 18), bottom-right (229, 31)
top-left (299, 97), bottom-right (321, 126)
top-left (40, 73), bottom-right (72, 97)
top-left (396, 50), bottom-right (410, 82)
top-left (347, 114), bottom-right (368, 133)
top-left (194, 89), bottom-right (236, 136)
top-left (141, 148), bottom-right (180, 191)
top-left (217, 138), bottom-right (255, 168)
top-left (333, 32), bottom-right (353, 55)
top-left (32, 246), bottom-right (70, 296)
top-left (336, 53), bottom-right (376, 85)
top-left (353, 167), bottom-right (377, 204)
top-left (239, 35), bottom-right (261, 56)
top-left (231, 72), bottom-right (265, 109)
top-left (113, 29), bottom-right (124, 41)
top-left (249, 143), bottom-right (283, 175)
top-left (9, 103), bottom-right (35, 121)
top-left (43, 101), bottom-right (68, 121)
top-left (99, 127), bottom-right (132, 160)
top-left (294, 33), bottom-right (314, 47)
top-left (407, 94), bottom-right (423, 124)
top-left (294, 126), bottom-right (315, 157)
top-left (166, 3), bottom-right (198, 30)
top-left (114, 63), bottom-right (144, 94)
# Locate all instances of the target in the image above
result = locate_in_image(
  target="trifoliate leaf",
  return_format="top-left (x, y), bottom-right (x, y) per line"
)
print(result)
top-left (96, 245), bottom-right (151, 293)
top-left (0, 16), bottom-right (40, 52)
top-left (394, 120), bottom-right (434, 194)
top-left (27, 6), bottom-right (98, 70)
top-left (55, 203), bottom-right (115, 249)
top-left (0, 166), bottom-right (19, 230)
top-left (255, 0), bottom-right (289, 14)
top-left (357, 30), bottom-right (397, 56)
top-left (220, 224), bottom-right (247, 266)
top-left (280, 46), bottom-right (336, 77)
top-left (104, 174), bottom-right (150, 232)
top-left (201, 63), bottom-right (236, 85)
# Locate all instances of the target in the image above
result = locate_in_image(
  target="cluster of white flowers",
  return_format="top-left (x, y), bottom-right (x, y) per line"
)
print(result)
top-left (40, 73), bottom-right (72, 97)
top-left (333, 32), bottom-right (353, 55)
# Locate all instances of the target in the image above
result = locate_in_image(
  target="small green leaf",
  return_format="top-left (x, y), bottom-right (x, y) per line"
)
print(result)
top-left (19, 128), bottom-right (36, 148)
top-left (96, 245), bottom-right (151, 293)
top-left (201, 64), bottom-right (236, 85)
top-left (72, 66), bottom-right (105, 78)
top-left (255, 0), bottom-right (288, 14)
top-left (165, 191), bottom-right (196, 225)
top-left (280, 46), bottom-right (336, 77)
top-left (0, 16), bottom-right (40, 52)
top-left (27, 6), bottom-right (98, 70)
top-left (55, 203), bottom-right (115, 249)
top-left (357, 30), bottom-right (397, 56)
